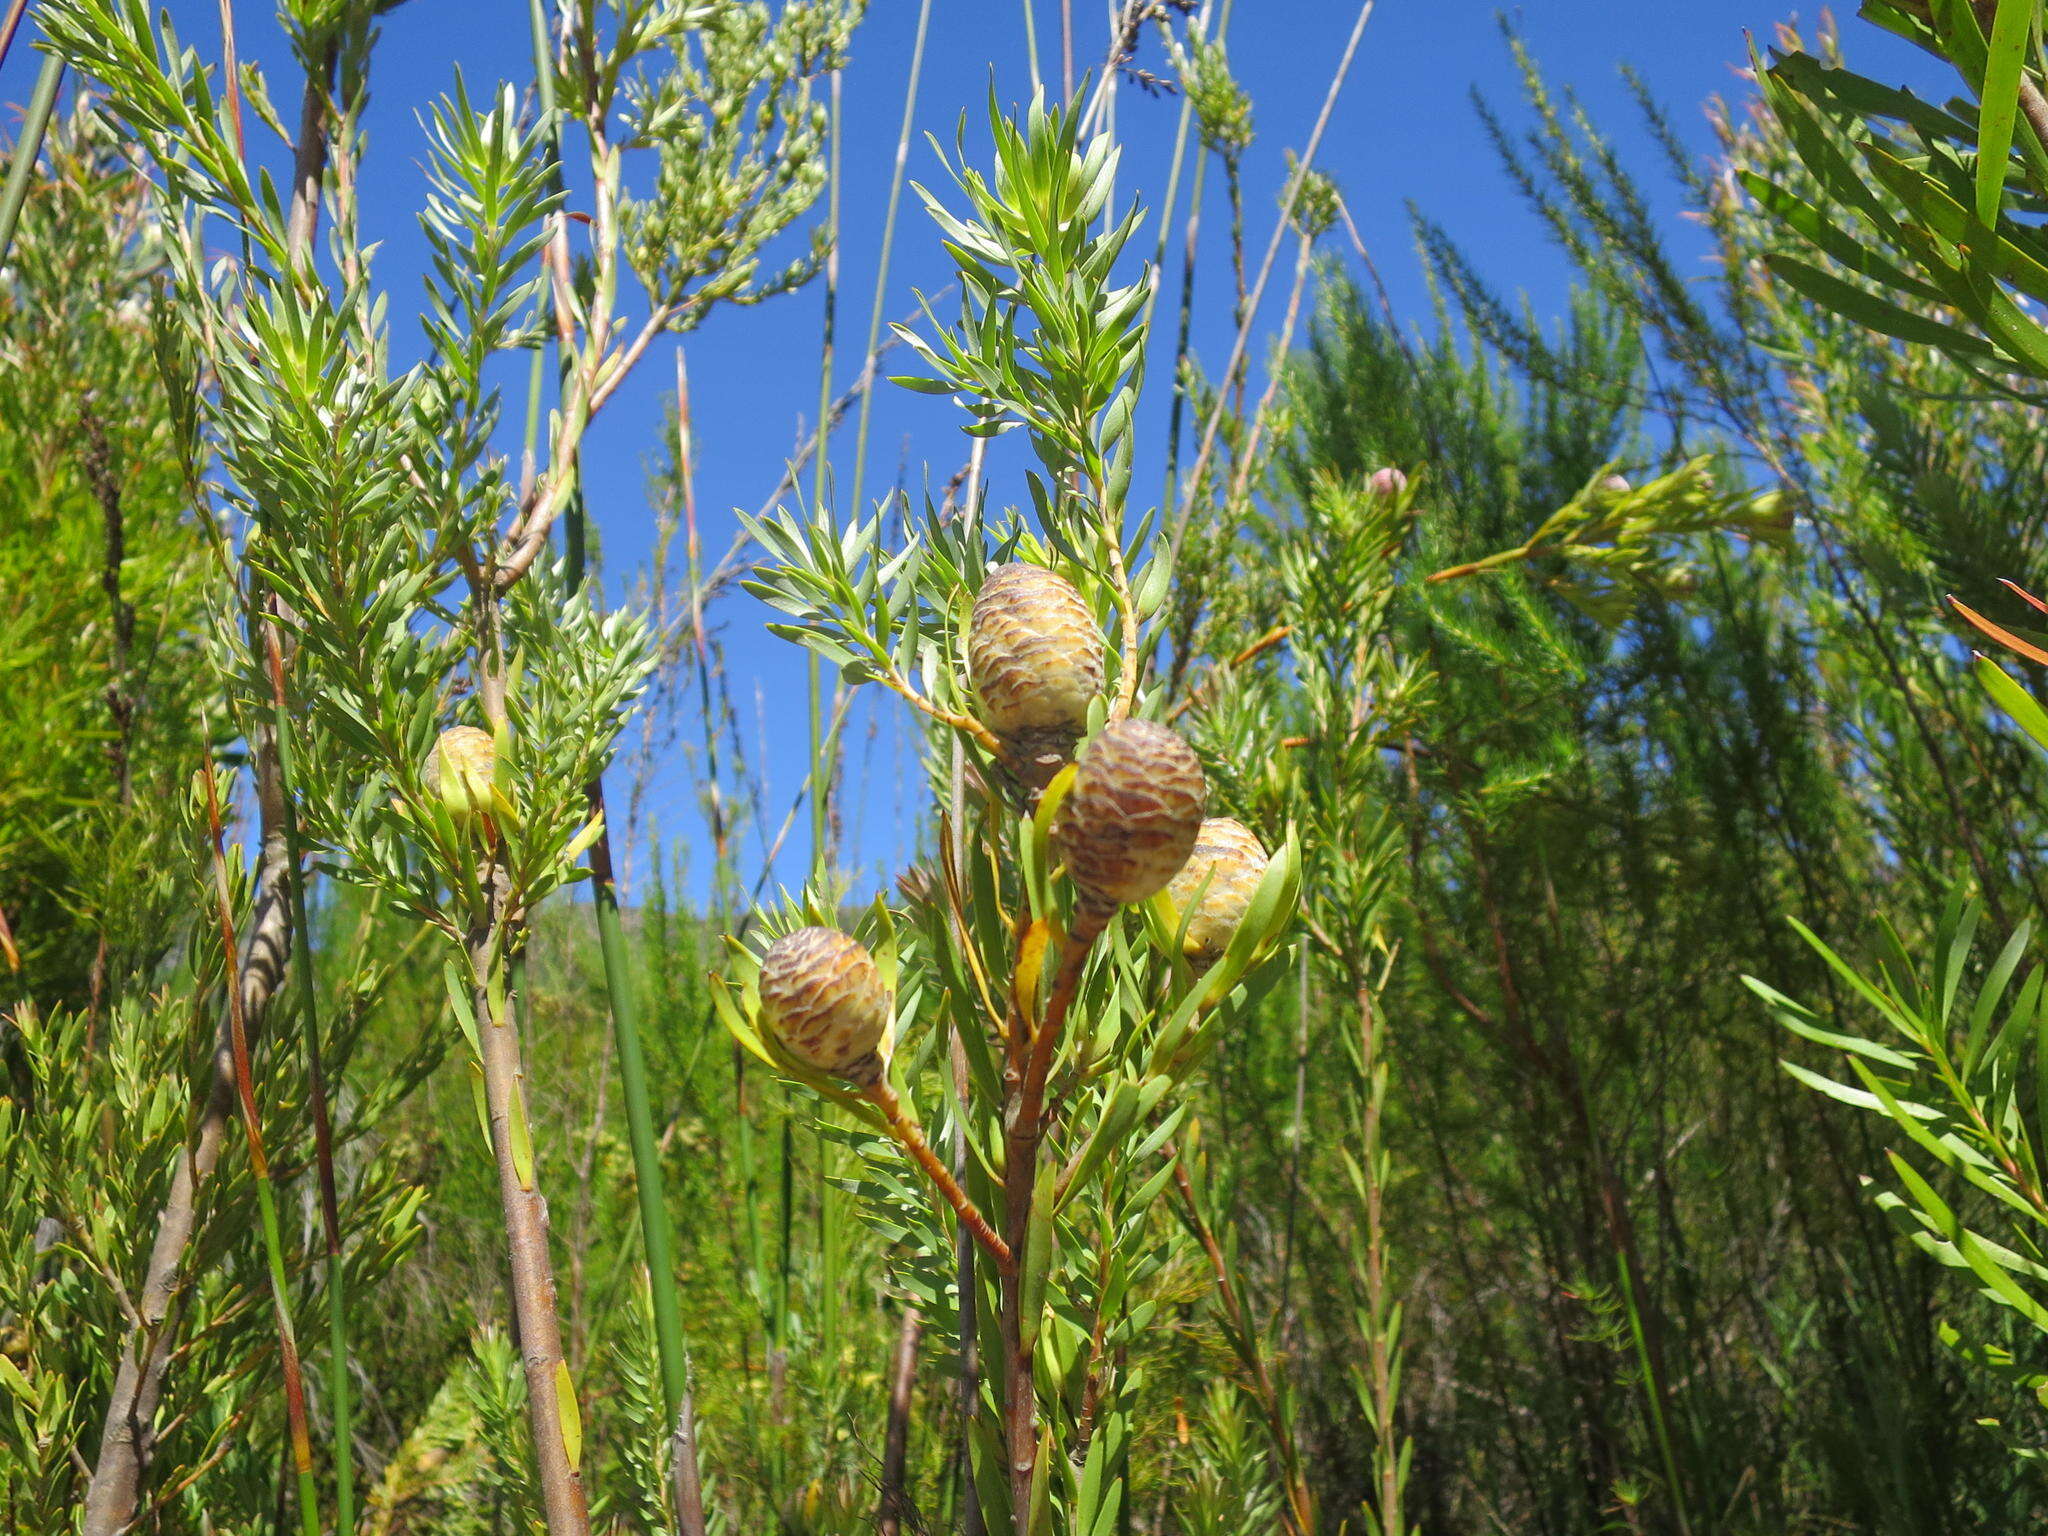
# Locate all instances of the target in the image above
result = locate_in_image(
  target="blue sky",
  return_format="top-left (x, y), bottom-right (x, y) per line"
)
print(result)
top-left (3, 1), bottom-right (1918, 904)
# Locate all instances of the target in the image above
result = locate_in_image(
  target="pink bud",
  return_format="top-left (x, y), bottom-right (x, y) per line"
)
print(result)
top-left (1367, 467), bottom-right (1407, 498)
top-left (1600, 474), bottom-right (1631, 495)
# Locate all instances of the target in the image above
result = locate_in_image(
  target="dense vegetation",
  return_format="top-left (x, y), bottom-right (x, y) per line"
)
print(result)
top-left (13, 3), bottom-right (2048, 1534)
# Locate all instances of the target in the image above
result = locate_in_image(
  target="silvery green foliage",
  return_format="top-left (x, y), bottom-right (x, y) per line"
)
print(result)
top-left (38, 1), bottom-right (676, 929)
top-left (615, 0), bottom-right (863, 322)
top-left (727, 94), bottom-right (1302, 1536)
top-left (896, 90), bottom-right (1153, 536)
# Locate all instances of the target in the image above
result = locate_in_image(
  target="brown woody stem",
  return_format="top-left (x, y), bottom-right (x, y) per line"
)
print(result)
top-left (868, 1078), bottom-right (1012, 1271)
top-left (999, 900), bottom-right (1110, 1534)
top-left (469, 897), bottom-right (592, 1536)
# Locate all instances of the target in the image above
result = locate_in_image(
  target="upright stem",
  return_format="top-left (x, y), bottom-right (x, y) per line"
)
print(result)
top-left (1169, 0), bottom-right (1375, 562)
top-left (877, 1304), bottom-right (925, 1536)
top-left (1000, 903), bottom-right (1109, 1532)
top-left (199, 759), bottom-right (321, 1536)
top-left (530, 0), bottom-right (694, 1441)
top-left (1276, 943), bottom-right (1309, 1327)
top-left (848, 0), bottom-right (933, 524)
top-left (0, 49), bottom-right (62, 266)
top-left (949, 740), bottom-right (988, 1536)
top-left (670, 1354), bottom-right (710, 1536)
top-left (266, 634), bottom-right (356, 1536)
top-left (470, 902), bottom-right (593, 1536)
top-left (1355, 979), bottom-right (1404, 1536)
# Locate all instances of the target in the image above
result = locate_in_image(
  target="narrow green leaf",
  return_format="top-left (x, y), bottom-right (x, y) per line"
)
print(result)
top-left (1967, 918), bottom-right (2033, 1075)
top-left (1976, 652), bottom-right (2048, 753)
top-left (555, 1360), bottom-right (581, 1471)
top-left (1763, 253), bottom-right (1999, 357)
top-left (1976, 0), bottom-right (2034, 226)
top-left (508, 1086), bottom-right (535, 1190)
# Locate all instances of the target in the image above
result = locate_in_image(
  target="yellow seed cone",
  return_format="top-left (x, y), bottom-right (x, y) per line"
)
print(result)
top-left (1054, 719), bottom-right (1207, 909)
top-left (1165, 817), bottom-right (1269, 966)
top-left (757, 927), bottom-right (890, 1085)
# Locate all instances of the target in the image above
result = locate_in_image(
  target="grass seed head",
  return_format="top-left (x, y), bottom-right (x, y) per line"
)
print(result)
top-left (425, 725), bottom-right (497, 822)
top-left (757, 926), bottom-right (890, 1086)
top-left (1055, 719), bottom-right (1207, 909)
top-left (969, 563), bottom-right (1105, 787)
top-left (1165, 817), bottom-right (1269, 966)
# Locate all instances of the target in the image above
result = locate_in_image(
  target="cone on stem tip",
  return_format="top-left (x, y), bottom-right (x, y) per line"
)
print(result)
top-left (1165, 817), bottom-right (1269, 966)
top-left (1054, 719), bottom-right (1207, 909)
top-left (425, 725), bottom-right (497, 821)
top-left (969, 562), bottom-right (1105, 789)
top-left (1366, 466), bottom-right (1408, 498)
top-left (757, 927), bottom-right (891, 1086)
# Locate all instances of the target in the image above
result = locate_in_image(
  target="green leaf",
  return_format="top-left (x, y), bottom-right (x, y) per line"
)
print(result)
top-left (1763, 253), bottom-right (2000, 358)
top-left (469, 1060), bottom-right (491, 1155)
top-left (508, 1086), bottom-right (535, 1191)
top-left (1742, 975), bottom-right (1917, 1068)
top-left (1966, 919), bottom-right (2033, 1076)
top-left (445, 959), bottom-right (480, 1056)
top-left (1975, 0), bottom-right (2034, 226)
top-left (1976, 652), bottom-right (2048, 753)
top-left (555, 1360), bottom-right (582, 1471)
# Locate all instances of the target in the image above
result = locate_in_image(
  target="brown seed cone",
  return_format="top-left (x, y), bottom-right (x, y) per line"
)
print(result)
top-left (1165, 817), bottom-right (1269, 966)
top-left (757, 927), bottom-right (890, 1086)
top-left (1054, 719), bottom-right (1207, 909)
top-left (969, 563), bottom-right (1105, 745)
top-left (424, 725), bottom-right (497, 820)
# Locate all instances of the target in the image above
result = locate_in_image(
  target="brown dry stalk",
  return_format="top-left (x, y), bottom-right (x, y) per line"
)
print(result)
top-left (877, 1304), bottom-right (925, 1536)
top-left (669, 1362), bottom-right (709, 1536)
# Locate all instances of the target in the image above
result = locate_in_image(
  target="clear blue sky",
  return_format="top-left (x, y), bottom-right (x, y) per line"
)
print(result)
top-left (2, 1), bottom-right (1920, 905)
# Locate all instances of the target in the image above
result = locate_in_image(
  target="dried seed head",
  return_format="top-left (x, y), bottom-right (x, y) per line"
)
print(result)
top-left (756, 927), bottom-right (890, 1086)
top-left (425, 726), bottom-right (497, 820)
top-left (1165, 817), bottom-right (1269, 966)
top-left (969, 563), bottom-right (1105, 787)
top-left (1054, 719), bottom-right (1207, 909)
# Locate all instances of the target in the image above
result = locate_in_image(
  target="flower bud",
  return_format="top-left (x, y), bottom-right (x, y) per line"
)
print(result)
top-left (425, 726), bottom-right (497, 821)
top-left (756, 927), bottom-right (890, 1085)
top-left (1164, 817), bottom-right (1269, 966)
top-left (969, 563), bottom-right (1105, 788)
top-left (1054, 719), bottom-right (1207, 909)
top-left (1600, 473), bottom-right (1631, 495)
top-left (1366, 466), bottom-right (1408, 498)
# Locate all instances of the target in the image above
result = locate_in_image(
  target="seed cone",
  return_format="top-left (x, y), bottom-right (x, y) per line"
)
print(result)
top-left (1165, 817), bottom-right (1269, 967)
top-left (425, 725), bottom-right (497, 820)
top-left (756, 927), bottom-right (890, 1086)
top-left (969, 563), bottom-right (1105, 790)
top-left (1054, 719), bottom-right (1207, 909)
